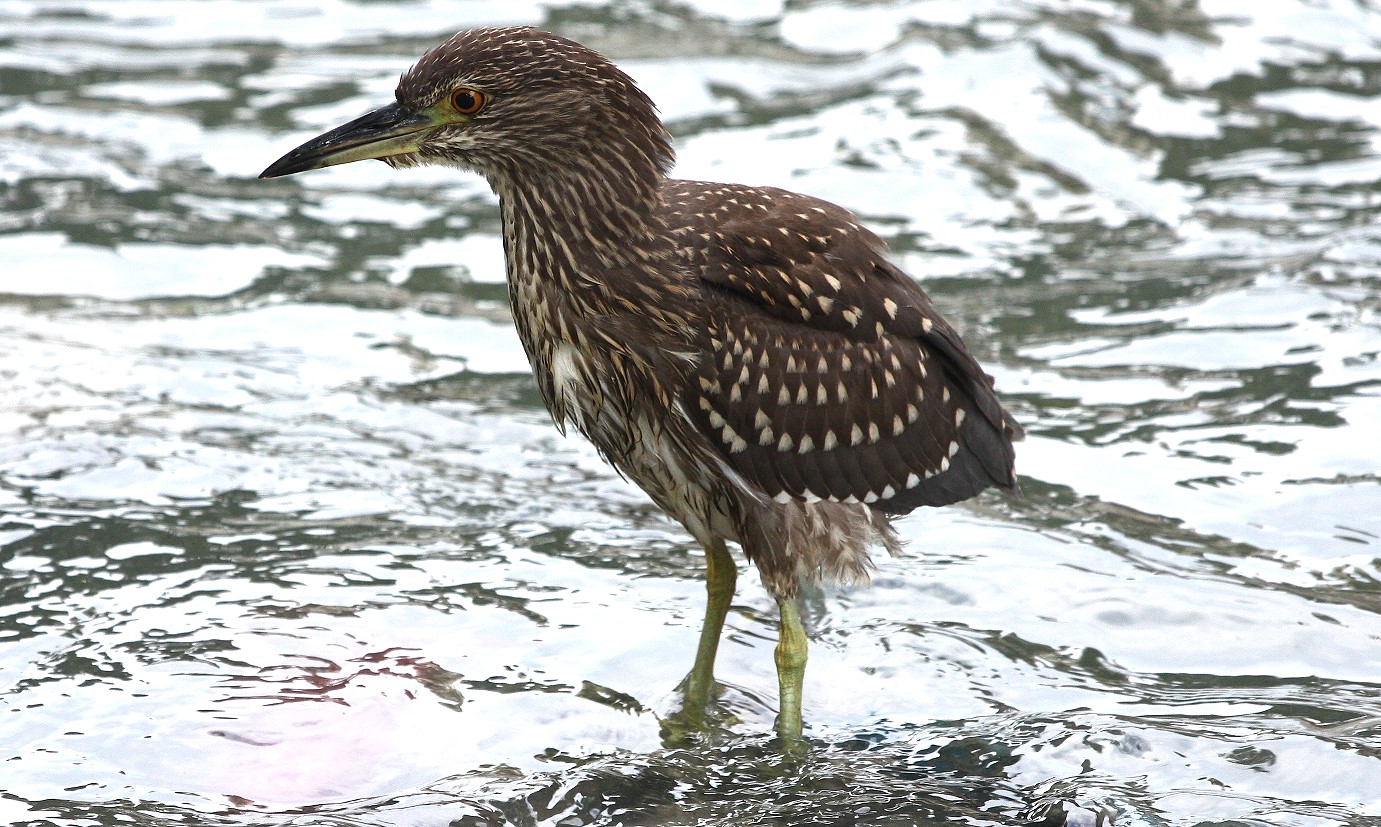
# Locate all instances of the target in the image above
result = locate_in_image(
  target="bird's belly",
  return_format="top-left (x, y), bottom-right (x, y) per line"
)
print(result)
top-left (548, 344), bottom-right (732, 545)
top-left (625, 415), bottom-right (736, 543)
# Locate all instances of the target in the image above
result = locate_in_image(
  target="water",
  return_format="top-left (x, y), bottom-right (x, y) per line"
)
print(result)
top-left (1, 0), bottom-right (1378, 824)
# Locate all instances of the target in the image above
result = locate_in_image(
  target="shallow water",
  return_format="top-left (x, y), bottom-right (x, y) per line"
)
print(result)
top-left (1, 0), bottom-right (1379, 824)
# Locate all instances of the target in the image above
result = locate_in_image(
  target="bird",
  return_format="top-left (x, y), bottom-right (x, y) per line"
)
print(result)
top-left (260, 26), bottom-right (1022, 748)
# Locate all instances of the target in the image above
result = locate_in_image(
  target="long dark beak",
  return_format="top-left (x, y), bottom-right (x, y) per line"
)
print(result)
top-left (259, 102), bottom-right (437, 178)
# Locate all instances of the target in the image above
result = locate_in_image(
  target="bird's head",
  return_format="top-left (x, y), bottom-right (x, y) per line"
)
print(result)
top-left (260, 27), bottom-right (674, 193)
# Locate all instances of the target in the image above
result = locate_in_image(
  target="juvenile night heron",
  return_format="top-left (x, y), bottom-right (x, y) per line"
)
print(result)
top-left (261, 26), bottom-right (1021, 746)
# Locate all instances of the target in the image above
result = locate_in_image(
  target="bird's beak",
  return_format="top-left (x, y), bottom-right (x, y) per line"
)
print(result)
top-left (259, 102), bottom-right (438, 178)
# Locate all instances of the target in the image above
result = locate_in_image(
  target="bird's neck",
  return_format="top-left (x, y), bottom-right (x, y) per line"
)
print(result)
top-left (490, 165), bottom-right (696, 432)
top-left (493, 165), bottom-right (673, 327)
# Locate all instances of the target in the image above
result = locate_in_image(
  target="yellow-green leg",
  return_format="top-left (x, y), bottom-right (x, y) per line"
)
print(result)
top-left (683, 537), bottom-right (737, 727)
top-left (774, 594), bottom-right (809, 747)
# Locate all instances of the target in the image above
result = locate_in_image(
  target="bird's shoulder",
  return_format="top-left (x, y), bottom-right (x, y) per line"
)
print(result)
top-left (658, 179), bottom-right (936, 339)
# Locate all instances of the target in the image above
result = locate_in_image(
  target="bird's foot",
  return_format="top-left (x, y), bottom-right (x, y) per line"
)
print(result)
top-left (658, 677), bottom-right (744, 747)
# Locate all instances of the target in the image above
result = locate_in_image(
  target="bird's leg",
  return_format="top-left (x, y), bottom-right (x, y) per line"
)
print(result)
top-left (683, 537), bottom-right (737, 726)
top-left (774, 594), bottom-right (809, 747)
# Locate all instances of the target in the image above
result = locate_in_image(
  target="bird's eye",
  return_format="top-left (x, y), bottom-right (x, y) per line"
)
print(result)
top-left (450, 87), bottom-right (487, 115)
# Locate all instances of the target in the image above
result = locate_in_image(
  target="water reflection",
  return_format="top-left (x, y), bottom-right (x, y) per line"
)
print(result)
top-left (1, 0), bottom-right (1378, 825)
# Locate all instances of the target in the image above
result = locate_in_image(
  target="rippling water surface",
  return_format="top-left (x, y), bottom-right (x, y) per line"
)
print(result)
top-left (2, 1), bottom-right (1379, 824)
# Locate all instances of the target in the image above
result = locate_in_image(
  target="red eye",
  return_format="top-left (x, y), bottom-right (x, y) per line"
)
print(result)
top-left (450, 87), bottom-right (486, 115)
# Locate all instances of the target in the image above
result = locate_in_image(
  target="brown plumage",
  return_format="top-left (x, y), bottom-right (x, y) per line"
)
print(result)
top-left (260, 26), bottom-right (1022, 745)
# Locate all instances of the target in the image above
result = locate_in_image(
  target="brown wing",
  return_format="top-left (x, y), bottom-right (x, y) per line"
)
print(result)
top-left (661, 179), bottom-right (1021, 514)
